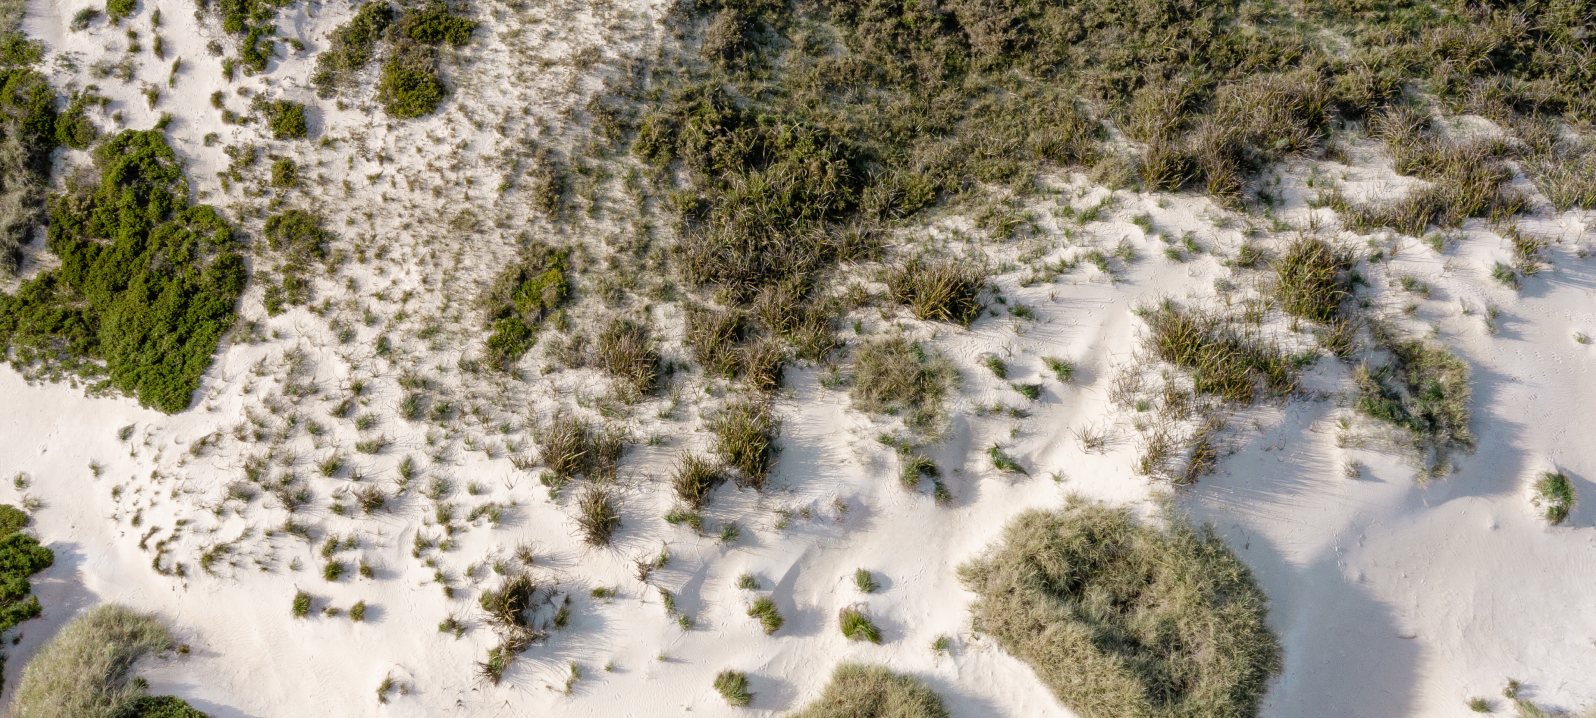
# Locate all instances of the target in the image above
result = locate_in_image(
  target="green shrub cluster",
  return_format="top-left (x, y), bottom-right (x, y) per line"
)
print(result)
top-left (257, 98), bottom-right (308, 140)
top-left (0, 130), bottom-right (245, 413)
top-left (129, 696), bottom-right (210, 718)
top-left (0, 51), bottom-right (65, 276)
top-left (479, 242), bottom-right (569, 370)
top-left (0, 505), bottom-right (52, 639)
top-left (207, 0), bottom-right (291, 73)
top-left (310, 1), bottom-right (393, 96)
top-left (959, 498), bottom-right (1281, 718)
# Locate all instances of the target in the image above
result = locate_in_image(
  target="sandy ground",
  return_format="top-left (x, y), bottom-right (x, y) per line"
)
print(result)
top-left (1, 0), bottom-right (1594, 715)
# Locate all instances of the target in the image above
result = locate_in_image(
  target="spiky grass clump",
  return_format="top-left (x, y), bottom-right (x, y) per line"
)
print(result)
top-left (671, 453), bottom-right (724, 509)
top-left (685, 306), bottom-right (747, 378)
top-left (958, 497), bottom-right (1281, 718)
top-left (713, 669), bottom-right (753, 707)
top-left (850, 337), bottom-right (957, 431)
top-left (537, 415), bottom-right (624, 484)
top-left (595, 317), bottom-right (660, 399)
top-left (1275, 237), bottom-right (1351, 322)
top-left (1143, 301), bottom-right (1294, 403)
top-left (747, 597), bottom-right (783, 635)
top-left (10, 605), bottom-right (174, 718)
top-left (887, 257), bottom-right (984, 326)
top-left (709, 399), bottom-right (779, 490)
top-left (575, 484), bottom-right (621, 546)
top-left (789, 663), bottom-right (949, 718)
top-left (476, 572), bottom-right (547, 686)
top-left (838, 607), bottom-right (881, 644)
top-left (1354, 338), bottom-right (1473, 476)
top-left (1533, 471), bottom-right (1576, 526)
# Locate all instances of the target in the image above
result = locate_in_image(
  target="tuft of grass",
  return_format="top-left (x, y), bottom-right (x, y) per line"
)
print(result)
top-left (789, 663), bottom-right (949, 718)
top-left (709, 400), bottom-right (779, 491)
top-left (988, 444), bottom-right (1026, 474)
top-left (736, 573), bottom-right (760, 590)
top-left (671, 453), bottom-right (724, 509)
top-left (1043, 357), bottom-right (1074, 382)
top-left (713, 669), bottom-right (753, 707)
top-left (853, 568), bottom-right (877, 593)
top-left (1353, 338), bottom-right (1473, 475)
top-left (1532, 471), bottom-right (1576, 526)
top-left (575, 484), bottom-right (621, 546)
top-left (887, 257), bottom-right (984, 326)
top-left (1468, 697), bottom-right (1492, 712)
top-left (1143, 300), bottom-right (1294, 403)
top-left (851, 337), bottom-right (958, 432)
top-left (984, 355), bottom-right (1008, 379)
top-left (1275, 237), bottom-right (1351, 322)
top-left (292, 590), bottom-right (312, 617)
top-left (747, 596), bottom-right (783, 635)
top-left (595, 317), bottom-right (660, 399)
top-left (959, 497), bottom-right (1281, 718)
top-left (684, 306), bottom-right (747, 378)
top-left (350, 600), bottom-right (367, 622)
top-left (838, 606), bottom-right (881, 644)
top-left (537, 415), bottom-right (624, 484)
top-left (9, 605), bottom-right (174, 718)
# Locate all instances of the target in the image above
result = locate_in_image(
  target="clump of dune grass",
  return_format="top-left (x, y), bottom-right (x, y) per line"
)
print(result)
top-left (1354, 336), bottom-right (1473, 478)
top-left (671, 453), bottom-right (724, 509)
top-left (1275, 236), bottom-right (1352, 322)
top-left (10, 604), bottom-right (175, 718)
top-left (886, 257), bottom-right (984, 325)
top-left (838, 606), bottom-right (881, 644)
top-left (1143, 300), bottom-right (1295, 403)
top-left (709, 399), bottom-right (779, 490)
top-left (747, 596), bottom-right (783, 635)
top-left (789, 663), bottom-right (949, 718)
top-left (595, 317), bottom-right (660, 399)
top-left (476, 572), bottom-right (548, 686)
top-left (685, 306), bottom-right (747, 378)
top-left (1533, 471), bottom-right (1576, 526)
top-left (850, 337), bottom-right (957, 431)
top-left (714, 669), bottom-right (753, 707)
top-left (574, 484), bottom-right (621, 546)
top-left (537, 415), bottom-right (624, 485)
top-left (958, 496), bottom-right (1281, 718)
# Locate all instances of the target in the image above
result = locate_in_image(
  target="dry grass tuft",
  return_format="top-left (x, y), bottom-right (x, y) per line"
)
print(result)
top-left (958, 497), bottom-right (1281, 718)
top-left (886, 257), bottom-right (985, 326)
top-left (575, 484), bottom-right (621, 546)
top-left (671, 453), bottom-right (724, 509)
top-left (789, 663), bottom-right (949, 718)
top-left (537, 415), bottom-right (624, 484)
top-left (1275, 236), bottom-right (1352, 322)
top-left (595, 317), bottom-right (660, 399)
top-left (709, 399), bottom-right (779, 490)
top-left (10, 604), bottom-right (173, 718)
top-left (850, 337), bottom-right (957, 431)
top-left (1143, 301), bottom-right (1295, 403)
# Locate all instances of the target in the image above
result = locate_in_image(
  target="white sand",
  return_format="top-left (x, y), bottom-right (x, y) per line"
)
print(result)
top-left (2, 0), bottom-right (1594, 715)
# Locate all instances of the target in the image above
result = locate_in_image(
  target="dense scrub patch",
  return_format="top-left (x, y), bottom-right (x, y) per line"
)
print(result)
top-left (789, 663), bottom-right (949, 718)
top-left (128, 697), bottom-right (211, 717)
top-left (1275, 237), bottom-right (1352, 323)
top-left (206, 0), bottom-right (298, 73)
top-left (377, 4), bottom-right (475, 118)
top-left (959, 498), bottom-right (1281, 718)
top-left (0, 39), bottom-right (62, 277)
top-left (0, 504), bottom-right (52, 692)
top-left (1355, 335), bottom-right (1473, 478)
top-left (849, 336), bottom-right (957, 432)
top-left (10, 604), bottom-right (180, 718)
top-left (479, 242), bottom-right (569, 371)
top-left (0, 130), bottom-right (244, 413)
top-left (311, 1), bottom-right (393, 95)
top-left (256, 98), bottom-right (308, 140)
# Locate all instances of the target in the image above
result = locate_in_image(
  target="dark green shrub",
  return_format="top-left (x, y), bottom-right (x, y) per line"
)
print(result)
top-left (1, 131), bottom-right (244, 413)
top-left (130, 696), bottom-right (210, 717)
top-left (263, 209), bottom-right (329, 260)
top-left (376, 43), bottom-right (444, 119)
top-left (106, 0), bottom-right (135, 23)
top-left (269, 158), bottom-right (297, 187)
top-left (311, 1), bottom-right (393, 96)
top-left (0, 507), bottom-right (52, 636)
top-left (55, 93), bottom-right (98, 149)
top-left (260, 99), bottom-right (307, 140)
top-left (479, 243), bottom-right (569, 370)
top-left (959, 498), bottom-right (1281, 718)
top-left (1533, 471), bottom-right (1575, 526)
top-left (399, 5), bottom-right (475, 46)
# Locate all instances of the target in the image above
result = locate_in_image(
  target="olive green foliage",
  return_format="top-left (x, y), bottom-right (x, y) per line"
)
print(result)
top-left (0, 46), bottom-right (61, 277)
top-left (269, 157), bottom-right (297, 187)
top-left (1532, 471), bottom-right (1576, 526)
top-left (1275, 237), bottom-right (1351, 323)
top-left (105, 0), bottom-right (135, 24)
top-left (713, 669), bottom-right (753, 707)
top-left (210, 0), bottom-right (291, 73)
top-left (708, 399), bottom-right (778, 490)
top-left (1355, 337), bottom-right (1473, 475)
top-left (1, 131), bottom-right (244, 413)
top-left (261, 208), bottom-right (328, 315)
top-left (9, 604), bottom-right (174, 718)
top-left (958, 498), bottom-right (1282, 718)
top-left (1143, 301), bottom-right (1294, 403)
top-left (595, 317), bottom-right (660, 398)
top-left (0, 505), bottom-right (52, 648)
top-left (480, 242), bottom-right (569, 370)
top-left (373, 4), bottom-right (476, 118)
top-left (887, 256), bottom-right (985, 326)
top-left (55, 90), bottom-right (99, 150)
top-left (850, 336), bottom-right (957, 431)
top-left (259, 98), bottom-right (308, 140)
top-left (789, 664), bottom-right (949, 718)
top-left (129, 696), bottom-right (210, 718)
top-left (310, 1), bottom-right (393, 96)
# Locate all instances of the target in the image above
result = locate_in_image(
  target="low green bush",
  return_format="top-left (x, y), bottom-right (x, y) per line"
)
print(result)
top-left (311, 1), bottom-right (393, 96)
top-left (129, 696), bottom-right (209, 717)
top-left (376, 44), bottom-right (444, 118)
top-left (790, 664), bottom-right (948, 718)
top-left (399, 4), bottom-right (475, 46)
top-left (1, 130), bottom-right (244, 413)
top-left (260, 99), bottom-right (307, 140)
top-left (958, 497), bottom-right (1281, 718)
top-left (269, 157), bottom-right (297, 187)
top-left (479, 243), bottom-right (568, 370)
